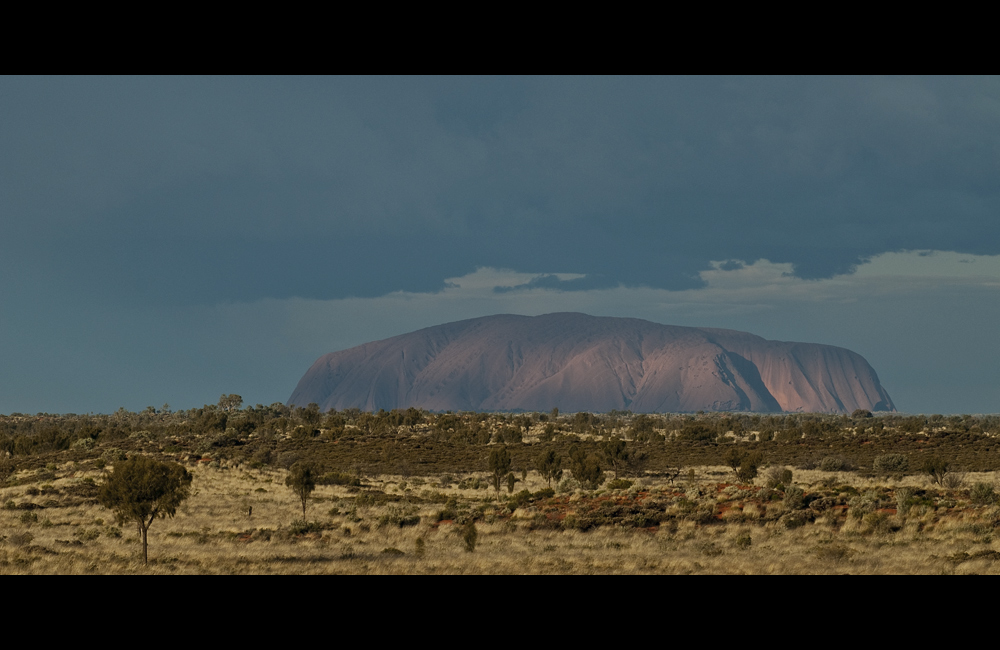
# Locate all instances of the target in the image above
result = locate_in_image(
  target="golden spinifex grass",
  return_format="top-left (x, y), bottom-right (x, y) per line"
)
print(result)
top-left (3, 460), bottom-right (1000, 574)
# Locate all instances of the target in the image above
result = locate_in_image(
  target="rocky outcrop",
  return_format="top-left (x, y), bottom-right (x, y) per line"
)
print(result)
top-left (288, 313), bottom-right (895, 414)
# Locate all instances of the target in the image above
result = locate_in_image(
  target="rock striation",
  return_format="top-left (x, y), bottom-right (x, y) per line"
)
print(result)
top-left (288, 313), bottom-right (895, 414)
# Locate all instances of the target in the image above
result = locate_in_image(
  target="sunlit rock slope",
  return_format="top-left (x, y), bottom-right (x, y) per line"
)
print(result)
top-left (288, 313), bottom-right (895, 414)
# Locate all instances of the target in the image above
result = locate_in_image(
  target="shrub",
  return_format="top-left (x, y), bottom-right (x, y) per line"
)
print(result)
top-left (862, 511), bottom-right (894, 535)
top-left (971, 482), bottom-right (996, 505)
top-left (735, 532), bottom-right (752, 550)
top-left (606, 478), bottom-right (633, 491)
top-left (895, 487), bottom-right (915, 515)
top-left (922, 456), bottom-right (949, 485)
top-left (941, 472), bottom-right (966, 489)
top-left (849, 490), bottom-right (882, 519)
top-left (781, 513), bottom-right (805, 529)
top-left (763, 466), bottom-right (793, 489)
top-left (814, 543), bottom-right (852, 562)
top-left (102, 448), bottom-right (127, 463)
top-left (7, 532), bottom-right (33, 547)
top-left (249, 447), bottom-right (274, 468)
top-left (533, 487), bottom-right (555, 500)
top-left (819, 456), bottom-right (852, 472)
top-left (784, 486), bottom-right (805, 510)
top-left (288, 520), bottom-right (324, 535)
top-left (679, 424), bottom-right (716, 442)
top-left (873, 454), bottom-right (909, 476)
top-left (462, 520), bottom-right (478, 553)
top-left (75, 528), bottom-right (101, 542)
top-left (457, 476), bottom-right (485, 490)
top-left (724, 448), bottom-right (763, 484)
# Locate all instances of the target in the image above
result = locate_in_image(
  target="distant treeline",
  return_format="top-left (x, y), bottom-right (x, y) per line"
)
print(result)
top-left (3, 398), bottom-right (1000, 472)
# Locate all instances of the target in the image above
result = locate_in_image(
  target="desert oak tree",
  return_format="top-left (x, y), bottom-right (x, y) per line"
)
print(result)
top-left (98, 455), bottom-right (192, 565)
top-left (285, 463), bottom-right (317, 518)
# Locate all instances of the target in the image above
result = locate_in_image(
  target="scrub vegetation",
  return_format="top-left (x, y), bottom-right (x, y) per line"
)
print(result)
top-left (3, 399), bottom-right (1000, 574)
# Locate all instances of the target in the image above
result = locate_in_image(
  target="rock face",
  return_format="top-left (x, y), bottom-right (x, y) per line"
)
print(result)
top-left (288, 313), bottom-right (895, 414)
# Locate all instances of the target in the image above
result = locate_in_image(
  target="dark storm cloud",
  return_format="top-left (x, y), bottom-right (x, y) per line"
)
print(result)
top-left (4, 76), bottom-right (999, 307)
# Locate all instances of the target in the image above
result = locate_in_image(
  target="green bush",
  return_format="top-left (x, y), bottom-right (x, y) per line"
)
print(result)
top-left (606, 478), bottom-right (633, 490)
top-left (819, 456), bottom-right (852, 472)
top-left (568, 446), bottom-right (605, 489)
top-left (873, 454), bottom-right (909, 476)
top-left (724, 448), bottom-right (763, 484)
top-left (507, 490), bottom-right (533, 509)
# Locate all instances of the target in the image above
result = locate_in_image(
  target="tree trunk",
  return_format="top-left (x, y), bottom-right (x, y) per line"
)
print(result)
top-left (141, 524), bottom-right (148, 565)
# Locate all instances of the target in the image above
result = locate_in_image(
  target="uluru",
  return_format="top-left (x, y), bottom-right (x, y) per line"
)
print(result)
top-left (288, 313), bottom-right (895, 414)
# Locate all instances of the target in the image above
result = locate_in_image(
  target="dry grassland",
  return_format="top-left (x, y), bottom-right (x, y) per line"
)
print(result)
top-left (4, 461), bottom-right (1000, 574)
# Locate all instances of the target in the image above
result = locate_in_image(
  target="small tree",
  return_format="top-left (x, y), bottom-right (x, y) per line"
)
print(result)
top-left (600, 436), bottom-right (629, 479)
top-left (724, 448), bottom-right (763, 484)
top-left (286, 463), bottom-right (317, 518)
top-left (98, 455), bottom-right (192, 565)
top-left (488, 446), bottom-right (512, 500)
top-left (569, 445), bottom-right (604, 490)
top-left (218, 394), bottom-right (243, 412)
top-left (534, 449), bottom-right (563, 487)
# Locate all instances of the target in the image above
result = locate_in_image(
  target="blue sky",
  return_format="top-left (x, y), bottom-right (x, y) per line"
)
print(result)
top-left (2, 76), bottom-right (999, 414)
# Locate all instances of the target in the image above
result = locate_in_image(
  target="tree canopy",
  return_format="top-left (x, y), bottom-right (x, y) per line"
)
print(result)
top-left (98, 455), bottom-right (192, 564)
